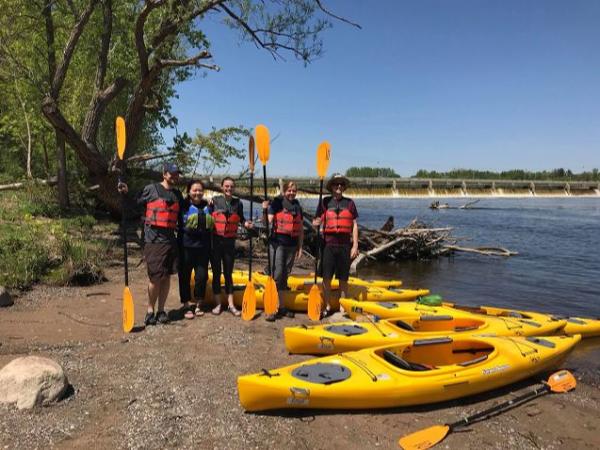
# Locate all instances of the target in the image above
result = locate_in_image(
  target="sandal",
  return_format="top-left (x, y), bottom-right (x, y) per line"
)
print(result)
top-left (211, 304), bottom-right (222, 315)
top-left (184, 308), bottom-right (195, 320)
top-left (195, 306), bottom-right (205, 317)
top-left (228, 305), bottom-right (241, 317)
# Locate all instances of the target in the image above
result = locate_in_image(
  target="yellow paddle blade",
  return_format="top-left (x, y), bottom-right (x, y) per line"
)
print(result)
top-left (122, 286), bottom-right (134, 333)
top-left (248, 135), bottom-right (256, 172)
top-left (116, 116), bottom-right (126, 160)
top-left (307, 284), bottom-right (322, 322)
top-left (255, 124), bottom-right (270, 165)
top-left (263, 277), bottom-right (279, 315)
top-left (398, 424), bottom-right (450, 450)
top-left (242, 282), bottom-right (257, 321)
top-left (547, 369), bottom-right (577, 393)
top-left (316, 141), bottom-right (331, 179)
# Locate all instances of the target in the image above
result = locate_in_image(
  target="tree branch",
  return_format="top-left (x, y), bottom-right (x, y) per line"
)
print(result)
top-left (315, 0), bottom-right (362, 29)
top-left (50, 0), bottom-right (98, 98)
top-left (135, 0), bottom-right (166, 77)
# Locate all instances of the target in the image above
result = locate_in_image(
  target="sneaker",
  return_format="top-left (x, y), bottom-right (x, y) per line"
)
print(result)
top-left (265, 314), bottom-right (277, 322)
top-left (144, 312), bottom-right (157, 326)
top-left (276, 308), bottom-right (295, 319)
top-left (156, 310), bottom-right (169, 324)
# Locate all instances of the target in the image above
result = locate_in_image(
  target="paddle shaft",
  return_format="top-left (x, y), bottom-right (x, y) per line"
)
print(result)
top-left (119, 175), bottom-right (129, 286)
top-left (262, 165), bottom-right (272, 275)
top-left (249, 172), bottom-right (254, 278)
top-left (449, 384), bottom-right (550, 430)
top-left (314, 179), bottom-right (324, 283)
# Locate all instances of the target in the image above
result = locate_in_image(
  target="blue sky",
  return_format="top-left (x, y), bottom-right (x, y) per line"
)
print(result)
top-left (163, 0), bottom-right (600, 177)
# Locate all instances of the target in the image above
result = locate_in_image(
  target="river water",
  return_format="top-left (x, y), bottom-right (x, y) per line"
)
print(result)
top-left (298, 197), bottom-right (600, 372)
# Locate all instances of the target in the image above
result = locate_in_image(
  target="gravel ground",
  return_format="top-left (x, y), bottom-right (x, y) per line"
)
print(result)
top-left (1, 259), bottom-right (599, 450)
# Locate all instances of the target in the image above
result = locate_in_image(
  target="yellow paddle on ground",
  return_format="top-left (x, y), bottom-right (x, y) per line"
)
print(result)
top-left (255, 125), bottom-right (278, 316)
top-left (242, 135), bottom-right (257, 321)
top-left (116, 116), bottom-right (134, 333)
top-left (398, 369), bottom-right (576, 449)
top-left (307, 141), bottom-right (331, 321)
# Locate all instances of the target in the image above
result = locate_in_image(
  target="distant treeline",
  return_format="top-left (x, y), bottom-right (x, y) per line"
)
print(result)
top-left (413, 168), bottom-right (600, 182)
top-left (346, 167), bottom-right (399, 177)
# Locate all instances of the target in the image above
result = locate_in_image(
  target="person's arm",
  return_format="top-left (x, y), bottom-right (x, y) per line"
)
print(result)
top-left (351, 220), bottom-right (359, 259)
top-left (240, 201), bottom-right (253, 229)
top-left (297, 222), bottom-right (305, 259)
top-left (350, 200), bottom-right (359, 259)
top-left (313, 199), bottom-right (324, 226)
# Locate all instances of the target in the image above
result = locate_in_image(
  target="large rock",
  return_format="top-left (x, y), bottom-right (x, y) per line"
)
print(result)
top-left (0, 286), bottom-right (13, 307)
top-left (0, 356), bottom-right (68, 409)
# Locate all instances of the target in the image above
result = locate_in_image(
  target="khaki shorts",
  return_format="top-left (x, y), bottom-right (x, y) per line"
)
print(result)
top-left (144, 242), bottom-right (178, 282)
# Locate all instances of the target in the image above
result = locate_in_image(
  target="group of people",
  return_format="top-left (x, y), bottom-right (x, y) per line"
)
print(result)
top-left (117, 163), bottom-right (359, 326)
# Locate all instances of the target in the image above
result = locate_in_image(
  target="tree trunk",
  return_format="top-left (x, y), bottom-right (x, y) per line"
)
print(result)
top-left (56, 132), bottom-right (70, 209)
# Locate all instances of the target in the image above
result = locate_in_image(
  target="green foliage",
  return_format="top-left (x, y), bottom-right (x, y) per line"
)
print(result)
top-left (182, 126), bottom-right (250, 175)
top-left (413, 168), bottom-right (600, 182)
top-left (346, 167), bottom-right (399, 178)
top-left (0, 189), bottom-right (107, 289)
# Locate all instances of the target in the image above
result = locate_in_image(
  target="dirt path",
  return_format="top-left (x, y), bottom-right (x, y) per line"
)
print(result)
top-left (1, 261), bottom-right (599, 449)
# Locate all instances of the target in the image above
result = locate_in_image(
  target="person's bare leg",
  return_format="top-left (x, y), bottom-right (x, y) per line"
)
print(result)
top-left (339, 280), bottom-right (349, 314)
top-left (147, 280), bottom-right (160, 314)
top-left (157, 276), bottom-right (170, 312)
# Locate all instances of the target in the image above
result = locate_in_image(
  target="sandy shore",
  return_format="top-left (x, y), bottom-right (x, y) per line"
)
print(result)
top-left (1, 259), bottom-right (599, 449)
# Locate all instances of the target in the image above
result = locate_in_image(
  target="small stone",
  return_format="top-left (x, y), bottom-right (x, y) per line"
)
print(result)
top-left (0, 286), bottom-right (13, 307)
top-left (526, 407), bottom-right (542, 417)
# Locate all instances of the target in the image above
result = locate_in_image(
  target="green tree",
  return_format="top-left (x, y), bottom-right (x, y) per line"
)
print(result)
top-left (1, 1), bottom-right (358, 214)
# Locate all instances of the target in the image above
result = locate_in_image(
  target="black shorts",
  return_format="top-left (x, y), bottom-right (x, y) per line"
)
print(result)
top-left (144, 242), bottom-right (178, 282)
top-left (321, 245), bottom-right (351, 281)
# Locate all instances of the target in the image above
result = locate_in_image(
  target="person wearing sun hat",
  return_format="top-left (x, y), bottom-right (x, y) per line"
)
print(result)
top-left (117, 162), bottom-right (185, 326)
top-left (312, 173), bottom-right (359, 317)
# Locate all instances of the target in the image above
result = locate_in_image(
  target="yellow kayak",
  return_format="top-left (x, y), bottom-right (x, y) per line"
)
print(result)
top-left (446, 303), bottom-right (600, 339)
top-left (284, 314), bottom-right (567, 355)
top-left (222, 270), bottom-right (404, 290)
top-left (341, 298), bottom-right (588, 337)
top-left (197, 278), bottom-right (428, 310)
top-left (238, 334), bottom-right (580, 411)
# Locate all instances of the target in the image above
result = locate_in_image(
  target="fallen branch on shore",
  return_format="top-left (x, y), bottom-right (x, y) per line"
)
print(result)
top-left (441, 245), bottom-right (518, 257)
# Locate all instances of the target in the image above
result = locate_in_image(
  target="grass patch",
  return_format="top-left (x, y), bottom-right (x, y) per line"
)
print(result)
top-left (0, 185), bottom-right (114, 289)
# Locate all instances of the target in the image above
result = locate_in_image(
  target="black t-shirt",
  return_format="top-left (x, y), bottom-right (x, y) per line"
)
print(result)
top-left (208, 195), bottom-right (245, 240)
top-left (137, 183), bottom-right (184, 244)
top-left (268, 196), bottom-right (303, 246)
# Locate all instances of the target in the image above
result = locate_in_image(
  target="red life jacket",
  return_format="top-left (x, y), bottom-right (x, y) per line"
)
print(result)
top-left (144, 184), bottom-right (180, 229)
top-left (273, 198), bottom-right (303, 238)
top-left (321, 197), bottom-right (354, 235)
top-left (211, 196), bottom-right (241, 238)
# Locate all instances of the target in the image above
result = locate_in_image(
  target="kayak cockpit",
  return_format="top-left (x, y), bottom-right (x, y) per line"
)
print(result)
top-left (391, 315), bottom-right (487, 333)
top-left (375, 338), bottom-right (495, 371)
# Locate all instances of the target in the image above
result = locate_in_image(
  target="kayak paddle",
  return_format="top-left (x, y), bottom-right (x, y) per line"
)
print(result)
top-left (307, 141), bottom-right (331, 321)
top-left (242, 135), bottom-right (257, 321)
top-left (255, 124), bottom-right (278, 316)
top-left (398, 369), bottom-right (577, 450)
top-left (116, 116), bottom-right (134, 333)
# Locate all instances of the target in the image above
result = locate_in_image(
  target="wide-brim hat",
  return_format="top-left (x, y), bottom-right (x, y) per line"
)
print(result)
top-left (326, 173), bottom-right (350, 192)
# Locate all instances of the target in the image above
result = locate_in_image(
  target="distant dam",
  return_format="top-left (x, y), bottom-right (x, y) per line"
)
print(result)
top-left (213, 177), bottom-right (600, 198)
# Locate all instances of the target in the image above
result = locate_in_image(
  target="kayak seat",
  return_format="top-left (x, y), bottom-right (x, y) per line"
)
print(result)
top-left (457, 355), bottom-right (488, 367)
top-left (392, 320), bottom-right (415, 332)
top-left (382, 350), bottom-right (434, 371)
top-left (454, 326), bottom-right (479, 332)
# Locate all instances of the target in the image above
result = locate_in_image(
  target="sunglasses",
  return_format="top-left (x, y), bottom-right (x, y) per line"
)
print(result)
top-left (332, 182), bottom-right (346, 187)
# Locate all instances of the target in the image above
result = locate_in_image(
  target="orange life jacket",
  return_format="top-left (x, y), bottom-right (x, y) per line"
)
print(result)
top-left (273, 198), bottom-right (303, 237)
top-left (321, 197), bottom-right (353, 235)
top-left (211, 196), bottom-right (241, 238)
top-left (144, 185), bottom-right (180, 229)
